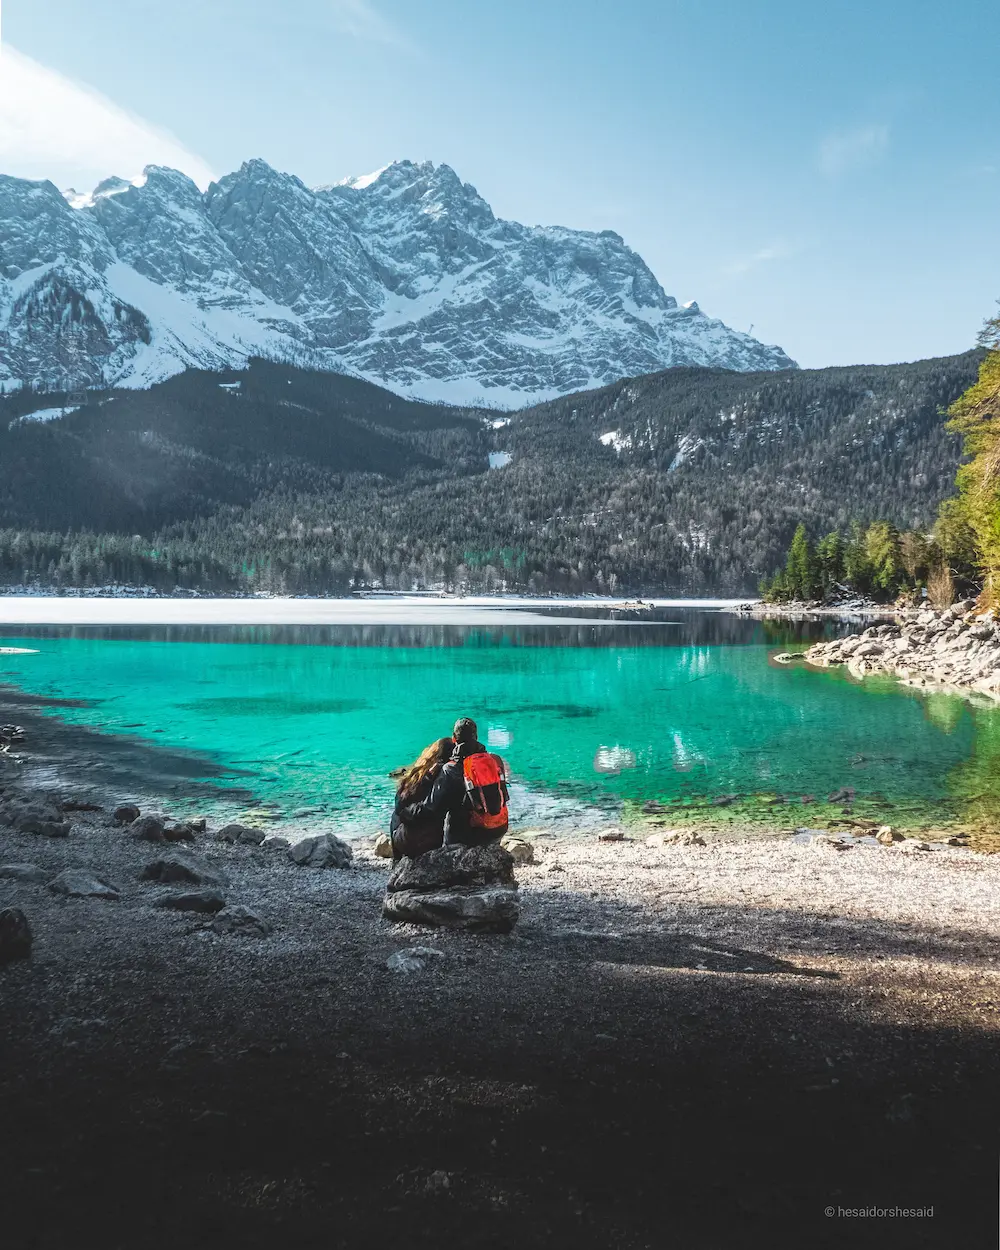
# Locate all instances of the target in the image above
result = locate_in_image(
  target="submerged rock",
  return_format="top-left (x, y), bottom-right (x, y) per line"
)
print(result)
top-left (140, 852), bottom-right (228, 888)
top-left (49, 869), bottom-right (120, 900)
top-left (0, 907), bottom-right (32, 963)
top-left (59, 798), bottom-right (102, 813)
top-left (287, 833), bottom-right (353, 868)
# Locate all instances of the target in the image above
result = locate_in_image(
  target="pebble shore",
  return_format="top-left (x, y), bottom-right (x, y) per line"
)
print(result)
top-left (4, 708), bottom-right (1000, 1243)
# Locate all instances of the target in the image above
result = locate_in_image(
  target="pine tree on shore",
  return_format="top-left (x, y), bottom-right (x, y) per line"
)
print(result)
top-left (815, 531), bottom-right (844, 597)
top-left (942, 306), bottom-right (1000, 607)
top-left (784, 524), bottom-right (817, 599)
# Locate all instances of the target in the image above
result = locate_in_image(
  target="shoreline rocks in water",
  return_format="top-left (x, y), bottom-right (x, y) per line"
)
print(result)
top-left (734, 596), bottom-right (895, 622)
top-left (383, 843), bottom-right (520, 933)
top-left (805, 601), bottom-right (1000, 698)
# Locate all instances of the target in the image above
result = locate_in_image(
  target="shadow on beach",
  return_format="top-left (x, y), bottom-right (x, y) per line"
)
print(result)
top-left (1, 844), bottom-right (997, 1249)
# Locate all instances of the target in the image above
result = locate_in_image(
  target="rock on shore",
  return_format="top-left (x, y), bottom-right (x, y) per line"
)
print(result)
top-left (0, 907), bottom-right (31, 962)
top-left (383, 843), bottom-right (520, 933)
top-left (806, 601), bottom-right (1000, 697)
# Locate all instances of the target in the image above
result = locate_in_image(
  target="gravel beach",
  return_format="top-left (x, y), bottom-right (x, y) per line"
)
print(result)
top-left (3, 706), bottom-right (1000, 1248)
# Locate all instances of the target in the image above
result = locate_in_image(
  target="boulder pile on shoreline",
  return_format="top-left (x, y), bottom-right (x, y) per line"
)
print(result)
top-left (805, 601), bottom-right (1000, 697)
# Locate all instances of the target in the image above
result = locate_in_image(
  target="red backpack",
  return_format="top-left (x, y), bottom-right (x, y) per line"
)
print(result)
top-left (462, 752), bottom-right (509, 831)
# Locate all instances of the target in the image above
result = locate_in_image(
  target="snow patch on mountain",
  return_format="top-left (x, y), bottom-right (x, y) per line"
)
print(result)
top-left (600, 430), bottom-right (633, 453)
top-left (669, 434), bottom-right (705, 471)
top-left (0, 159), bottom-right (796, 406)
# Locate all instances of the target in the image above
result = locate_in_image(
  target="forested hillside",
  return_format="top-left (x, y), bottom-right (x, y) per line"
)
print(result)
top-left (0, 351), bottom-right (983, 594)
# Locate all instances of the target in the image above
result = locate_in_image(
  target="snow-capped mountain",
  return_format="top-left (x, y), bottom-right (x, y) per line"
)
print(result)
top-left (0, 159), bottom-right (795, 406)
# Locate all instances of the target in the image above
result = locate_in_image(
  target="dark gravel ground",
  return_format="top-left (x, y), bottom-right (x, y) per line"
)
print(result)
top-left (1, 710), bottom-right (999, 1249)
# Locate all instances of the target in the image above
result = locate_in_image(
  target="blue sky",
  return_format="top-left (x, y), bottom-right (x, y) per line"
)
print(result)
top-left (2, 0), bottom-right (997, 368)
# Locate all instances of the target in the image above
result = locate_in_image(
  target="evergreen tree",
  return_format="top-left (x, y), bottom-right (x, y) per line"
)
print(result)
top-left (942, 305), bottom-right (1000, 606)
top-left (864, 521), bottom-right (902, 595)
top-left (842, 521), bottom-right (873, 594)
top-left (815, 530), bottom-right (844, 597)
top-left (784, 524), bottom-right (817, 599)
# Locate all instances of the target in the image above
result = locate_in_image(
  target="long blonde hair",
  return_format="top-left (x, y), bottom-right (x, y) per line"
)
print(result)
top-left (397, 737), bottom-right (453, 802)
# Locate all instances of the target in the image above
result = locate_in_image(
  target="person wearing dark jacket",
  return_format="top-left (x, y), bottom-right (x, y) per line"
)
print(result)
top-left (389, 736), bottom-right (453, 861)
top-left (398, 717), bottom-right (509, 848)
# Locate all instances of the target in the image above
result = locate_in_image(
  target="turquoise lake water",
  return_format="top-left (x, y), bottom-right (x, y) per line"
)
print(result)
top-left (0, 612), bottom-right (985, 834)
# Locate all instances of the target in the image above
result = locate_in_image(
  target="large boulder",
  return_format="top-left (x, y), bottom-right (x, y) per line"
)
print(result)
top-left (386, 842), bottom-right (515, 893)
top-left (0, 907), bottom-right (32, 963)
top-left (383, 887), bottom-right (520, 933)
top-left (287, 833), bottom-right (353, 869)
top-left (261, 832), bottom-right (291, 852)
top-left (113, 804), bottom-right (141, 825)
top-left (151, 887), bottom-right (226, 913)
top-left (140, 852), bottom-right (228, 888)
top-left (0, 863), bottom-right (49, 884)
top-left (129, 815), bottom-right (167, 843)
top-left (384, 844), bottom-right (519, 933)
top-left (216, 823), bottom-right (266, 845)
top-left (163, 822), bottom-right (197, 843)
top-left (49, 869), bottom-right (120, 900)
top-left (0, 798), bottom-right (71, 838)
top-left (208, 906), bottom-right (271, 936)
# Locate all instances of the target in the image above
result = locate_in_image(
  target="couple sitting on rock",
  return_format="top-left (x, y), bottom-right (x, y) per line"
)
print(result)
top-left (389, 717), bottom-right (509, 861)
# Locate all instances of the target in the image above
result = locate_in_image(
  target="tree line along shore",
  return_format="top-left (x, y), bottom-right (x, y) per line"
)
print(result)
top-left (0, 349), bottom-right (986, 599)
top-left (761, 308), bottom-right (1000, 612)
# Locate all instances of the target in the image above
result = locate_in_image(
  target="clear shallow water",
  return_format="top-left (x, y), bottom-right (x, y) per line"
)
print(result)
top-left (0, 611), bottom-right (986, 836)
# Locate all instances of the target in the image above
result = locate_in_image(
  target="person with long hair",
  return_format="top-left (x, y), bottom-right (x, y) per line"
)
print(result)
top-left (388, 736), bottom-right (454, 860)
top-left (398, 718), bottom-right (509, 850)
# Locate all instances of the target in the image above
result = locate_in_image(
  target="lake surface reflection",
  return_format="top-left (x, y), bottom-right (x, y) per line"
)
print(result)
top-left (0, 609), bottom-right (989, 835)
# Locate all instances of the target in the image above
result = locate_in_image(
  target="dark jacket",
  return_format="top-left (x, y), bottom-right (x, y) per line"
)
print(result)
top-left (399, 739), bottom-right (508, 848)
top-left (389, 769), bottom-right (446, 861)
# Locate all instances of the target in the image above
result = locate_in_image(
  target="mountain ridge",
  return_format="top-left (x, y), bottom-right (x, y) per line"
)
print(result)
top-left (0, 158), bottom-right (794, 407)
top-left (0, 349), bottom-right (980, 595)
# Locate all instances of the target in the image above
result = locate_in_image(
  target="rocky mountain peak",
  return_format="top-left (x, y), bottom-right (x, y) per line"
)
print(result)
top-left (0, 157), bottom-right (796, 403)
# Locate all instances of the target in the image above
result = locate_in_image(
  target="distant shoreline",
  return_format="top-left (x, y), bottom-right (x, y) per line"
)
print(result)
top-left (0, 594), bottom-right (754, 627)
